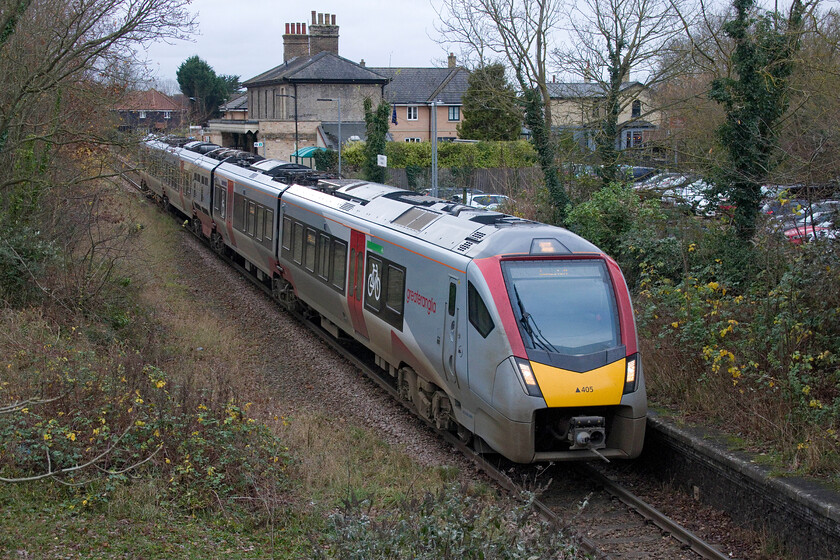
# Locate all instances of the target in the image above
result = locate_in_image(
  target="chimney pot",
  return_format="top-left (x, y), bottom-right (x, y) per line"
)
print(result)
top-left (318, 13), bottom-right (324, 25)
top-left (285, 22), bottom-right (290, 34)
top-left (331, 14), bottom-right (336, 25)
top-left (297, 22), bottom-right (301, 34)
top-left (302, 23), bottom-right (306, 34)
top-left (448, 53), bottom-right (456, 68)
top-left (312, 10), bottom-right (316, 24)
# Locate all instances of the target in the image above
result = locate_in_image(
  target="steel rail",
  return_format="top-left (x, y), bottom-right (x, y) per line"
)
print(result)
top-left (577, 463), bottom-right (731, 560)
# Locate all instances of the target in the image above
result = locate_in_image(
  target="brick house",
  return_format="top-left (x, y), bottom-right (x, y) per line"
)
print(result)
top-left (114, 89), bottom-right (184, 133)
top-left (371, 54), bottom-right (469, 143)
top-left (207, 11), bottom-right (388, 160)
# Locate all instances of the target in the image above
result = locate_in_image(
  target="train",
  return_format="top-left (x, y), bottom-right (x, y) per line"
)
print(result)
top-left (132, 136), bottom-right (646, 463)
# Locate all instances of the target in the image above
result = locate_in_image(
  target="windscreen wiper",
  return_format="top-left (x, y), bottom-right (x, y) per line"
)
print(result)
top-left (513, 285), bottom-right (559, 353)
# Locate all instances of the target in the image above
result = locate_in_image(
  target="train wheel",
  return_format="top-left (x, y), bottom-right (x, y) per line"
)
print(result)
top-left (272, 277), bottom-right (299, 313)
top-left (209, 232), bottom-right (225, 254)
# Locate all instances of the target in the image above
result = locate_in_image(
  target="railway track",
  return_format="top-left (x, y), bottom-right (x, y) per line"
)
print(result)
top-left (117, 165), bottom-right (733, 560)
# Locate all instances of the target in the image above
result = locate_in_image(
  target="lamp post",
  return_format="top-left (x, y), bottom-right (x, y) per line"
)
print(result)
top-left (317, 97), bottom-right (341, 177)
top-left (276, 93), bottom-right (299, 163)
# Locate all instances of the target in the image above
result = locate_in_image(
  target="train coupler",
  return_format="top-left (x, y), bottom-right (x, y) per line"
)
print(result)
top-left (567, 416), bottom-right (606, 450)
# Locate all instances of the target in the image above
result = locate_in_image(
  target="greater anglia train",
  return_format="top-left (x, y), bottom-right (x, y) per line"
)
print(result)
top-left (134, 137), bottom-right (646, 463)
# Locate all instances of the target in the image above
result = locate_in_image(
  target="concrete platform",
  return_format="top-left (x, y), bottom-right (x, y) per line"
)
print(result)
top-left (641, 411), bottom-right (840, 559)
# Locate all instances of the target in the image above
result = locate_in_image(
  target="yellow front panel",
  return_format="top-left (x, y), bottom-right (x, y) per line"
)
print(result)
top-left (531, 359), bottom-right (626, 407)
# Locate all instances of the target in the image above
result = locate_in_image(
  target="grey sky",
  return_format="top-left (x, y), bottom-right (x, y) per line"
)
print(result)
top-left (141, 0), bottom-right (452, 86)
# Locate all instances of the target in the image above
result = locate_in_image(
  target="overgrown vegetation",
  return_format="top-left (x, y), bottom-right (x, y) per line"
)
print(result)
top-left (559, 182), bottom-right (840, 477)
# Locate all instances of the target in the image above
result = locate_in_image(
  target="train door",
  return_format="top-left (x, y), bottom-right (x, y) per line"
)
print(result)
top-left (347, 230), bottom-right (369, 339)
top-left (443, 277), bottom-right (464, 388)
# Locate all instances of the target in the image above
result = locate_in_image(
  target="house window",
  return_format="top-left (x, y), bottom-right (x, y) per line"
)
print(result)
top-left (631, 100), bottom-right (641, 118)
top-left (407, 106), bottom-right (418, 120)
top-left (404, 137), bottom-right (421, 143)
top-left (448, 106), bottom-right (460, 121)
top-left (624, 129), bottom-right (645, 149)
top-left (139, 111), bottom-right (146, 119)
top-left (164, 111), bottom-right (171, 120)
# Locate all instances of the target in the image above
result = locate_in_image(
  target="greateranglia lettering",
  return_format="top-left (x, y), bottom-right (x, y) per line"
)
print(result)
top-left (406, 288), bottom-right (437, 315)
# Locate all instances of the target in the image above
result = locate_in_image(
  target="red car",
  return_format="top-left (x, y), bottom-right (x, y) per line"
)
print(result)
top-left (784, 224), bottom-right (837, 244)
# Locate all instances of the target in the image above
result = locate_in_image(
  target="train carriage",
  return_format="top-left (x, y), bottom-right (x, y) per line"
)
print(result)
top-left (133, 137), bottom-right (646, 463)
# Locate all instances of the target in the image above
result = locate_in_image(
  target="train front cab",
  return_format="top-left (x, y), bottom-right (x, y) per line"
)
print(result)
top-left (467, 250), bottom-right (646, 463)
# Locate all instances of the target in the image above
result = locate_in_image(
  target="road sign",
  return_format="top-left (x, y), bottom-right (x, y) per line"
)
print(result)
top-left (377, 154), bottom-right (387, 167)
top-left (254, 141), bottom-right (264, 148)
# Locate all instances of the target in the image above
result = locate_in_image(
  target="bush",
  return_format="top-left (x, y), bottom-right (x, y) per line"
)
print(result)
top-left (317, 484), bottom-right (578, 559)
top-left (0, 309), bottom-right (290, 511)
top-left (636, 238), bottom-right (840, 474)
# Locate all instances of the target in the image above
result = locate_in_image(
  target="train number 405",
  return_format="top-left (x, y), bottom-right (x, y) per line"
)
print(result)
top-left (576, 386), bottom-right (595, 393)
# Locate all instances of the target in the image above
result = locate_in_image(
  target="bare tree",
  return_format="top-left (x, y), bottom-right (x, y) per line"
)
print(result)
top-left (0, 0), bottom-right (196, 188)
top-left (436, 0), bottom-right (570, 219)
top-left (0, 0), bottom-right (195, 305)
top-left (554, 0), bottom-right (691, 184)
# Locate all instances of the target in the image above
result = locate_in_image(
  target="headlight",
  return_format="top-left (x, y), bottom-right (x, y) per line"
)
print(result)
top-left (624, 354), bottom-right (638, 394)
top-left (514, 357), bottom-right (543, 397)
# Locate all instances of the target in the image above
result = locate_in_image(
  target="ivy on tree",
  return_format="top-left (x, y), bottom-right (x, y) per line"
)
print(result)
top-left (363, 97), bottom-right (390, 183)
top-left (710, 0), bottom-right (806, 240)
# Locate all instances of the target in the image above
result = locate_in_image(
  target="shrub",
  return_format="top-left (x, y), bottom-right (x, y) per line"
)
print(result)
top-left (0, 309), bottom-right (290, 511)
top-left (317, 484), bottom-right (578, 559)
top-left (636, 239), bottom-right (840, 474)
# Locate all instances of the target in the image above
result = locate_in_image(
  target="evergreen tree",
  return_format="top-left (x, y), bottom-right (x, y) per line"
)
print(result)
top-left (458, 64), bottom-right (521, 141)
top-left (363, 97), bottom-right (391, 183)
top-left (177, 56), bottom-right (239, 124)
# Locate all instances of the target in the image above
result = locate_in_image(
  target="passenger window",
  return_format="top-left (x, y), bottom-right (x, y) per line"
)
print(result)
top-left (255, 206), bottom-right (264, 241)
top-left (332, 240), bottom-right (346, 291)
top-left (386, 265), bottom-right (405, 315)
top-left (247, 202), bottom-right (256, 236)
top-left (264, 209), bottom-right (273, 242)
top-left (292, 222), bottom-right (304, 263)
top-left (282, 217), bottom-right (292, 251)
top-left (468, 282), bottom-right (495, 338)
top-left (304, 228), bottom-right (316, 272)
top-left (233, 193), bottom-right (245, 231)
top-left (317, 234), bottom-right (330, 280)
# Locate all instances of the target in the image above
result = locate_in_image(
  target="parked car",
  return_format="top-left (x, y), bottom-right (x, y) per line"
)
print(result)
top-left (634, 173), bottom-right (719, 216)
top-left (784, 224), bottom-right (838, 244)
top-left (464, 193), bottom-right (512, 211)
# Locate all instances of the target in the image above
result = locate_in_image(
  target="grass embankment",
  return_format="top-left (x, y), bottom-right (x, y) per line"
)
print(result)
top-left (0, 186), bottom-right (577, 558)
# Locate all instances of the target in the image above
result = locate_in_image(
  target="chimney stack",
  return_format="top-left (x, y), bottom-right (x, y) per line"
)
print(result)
top-left (448, 53), bottom-right (457, 68)
top-left (283, 21), bottom-right (309, 62)
top-left (309, 11), bottom-right (339, 56)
